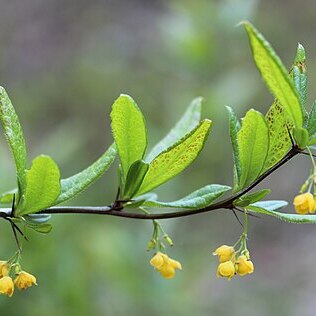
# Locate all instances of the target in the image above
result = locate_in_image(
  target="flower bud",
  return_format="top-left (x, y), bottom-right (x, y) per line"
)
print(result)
top-left (163, 235), bottom-right (174, 247)
top-left (147, 239), bottom-right (156, 250)
top-left (236, 255), bottom-right (254, 276)
top-left (216, 261), bottom-right (235, 280)
top-left (0, 276), bottom-right (14, 297)
top-left (293, 193), bottom-right (315, 214)
top-left (213, 245), bottom-right (235, 263)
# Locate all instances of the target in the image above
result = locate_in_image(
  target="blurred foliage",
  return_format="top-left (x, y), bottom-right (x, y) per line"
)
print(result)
top-left (1, 0), bottom-right (316, 315)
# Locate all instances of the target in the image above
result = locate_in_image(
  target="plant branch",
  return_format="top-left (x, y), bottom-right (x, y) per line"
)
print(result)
top-left (0, 146), bottom-right (302, 221)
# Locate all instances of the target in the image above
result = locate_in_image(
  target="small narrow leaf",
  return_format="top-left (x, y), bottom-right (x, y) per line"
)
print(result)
top-left (0, 87), bottom-right (28, 193)
top-left (292, 43), bottom-right (307, 111)
top-left (247, 200), bottom-right (316, 224)
top-left (307, 101), bottom-right (316, 138)
top-left (238, 109), bottom-right (269, 189)
top-left (110, 94), bottom-right (147, 179)
top-left (146, 97), bottom-right (202, 162)
top-left (56, 144), bottom-right (117, 204)
top-left (138, 119), bottom-right (212, 195)
top-left (19, 155), bottom-right (61, 215)
top-left (143, 185), bottom-right (231, 209)
top-left (263, 101), bottom-right (292, 172)
top-left (226, 106), bottom-right (241, 189)
top-left (234, 189), bottom-right (271, 207)
top-left (242, 22), bottom-right (303, 128)
top-left (123, 160), bottom-right (149, 199)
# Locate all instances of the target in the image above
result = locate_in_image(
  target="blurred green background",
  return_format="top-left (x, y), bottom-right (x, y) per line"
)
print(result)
top-left (1, 0), bottom-right (316, 315)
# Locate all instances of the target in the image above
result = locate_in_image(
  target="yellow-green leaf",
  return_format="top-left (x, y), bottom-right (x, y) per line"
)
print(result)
top-left (138, 119), bottom-right (212, 195)
top-left (242, 21), bottom-right (303, 128)
top-left (263, 100), bottom-right (292, 172)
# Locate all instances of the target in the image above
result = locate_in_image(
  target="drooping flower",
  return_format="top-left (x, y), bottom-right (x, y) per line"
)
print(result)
top-left (213, 245), bottom-right (235, 263)
top-left (14, 271), bottom-right (37, 290)
top-left (293, 193), bottom-right (316, 214)
top-left (0, 276), bottom-right (14, 297)
top-left (216, 261), bottom-right (235, 280)
top-left (0, 261), bottom-right (9, 278)
top-left (150, 252), bottom-right (182, 279)
top-left (236, 255), bottom-right (254, 276)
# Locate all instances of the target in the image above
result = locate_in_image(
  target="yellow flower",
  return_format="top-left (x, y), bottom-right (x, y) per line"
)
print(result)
top-left (293, 193), bottom-right (316, 214)
top-left (150, 252), bottom-right (182, 280)
top-left (14, 271), bottom-right (37, 290)
top-left (0, 276), bottom-right (14, 297)
top-left (0, 261), bottom-right (9, 278)
top-left (236, 255), bottom-right (254, 276)
top-left (213, 245), bottom-right (235, 263)
top-left (216, 261), bottom-right (235, 280)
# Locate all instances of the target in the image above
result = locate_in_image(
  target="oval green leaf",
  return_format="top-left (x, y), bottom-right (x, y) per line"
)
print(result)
top-left (238, 109), bottom-right (269, 190)
top-left (18, 155), bottom-right (61, 215)
top-left (110, 94), bottom-right (147, 180)
top-left (0, 87), bottom-right (28, 194)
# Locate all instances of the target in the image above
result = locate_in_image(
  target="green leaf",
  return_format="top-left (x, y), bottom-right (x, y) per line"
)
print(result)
top-left (247, 200), bottom-right (316, 224)
top-left (25, 213), bottom-right (52, 224)
top-left (226, 106), bottom-right (241, 190)
top-left (238, 109), bottom-right (269, 189)
top-left (26, 222), bottom-right (52, 234)
top-left (234, 189), bottom-right (271, 207)
top-left (18, 155), bottom-right (61, 215)
top-left (125, 192), bottom-right (158, 208)
top-left (0, 87), bottom-right (28, 194)
top-left (138, 119), bottom-right (212, 195)
top-left (292, 43), bottom-right (307, 111)
top-left (293, 127), bottom-right (309, 149)
top-left (143, 184), bottom-right (231, 209)
top-left (146, 97), bottom-right (202, 162)
top-left (123, 160), bottom-right (149, 199)
top-left (307, 101), bottom-right (316, 138)
top-left (242, 22), bottom-right (303, 128)
top-left (0, 188), bottom-right (18, 204)
top-left (110, 94), bottom-right (147, 180)
top-left (263, 101), bottom-right (292, 172)
top-left (56, 143), bottom-right (117, 205)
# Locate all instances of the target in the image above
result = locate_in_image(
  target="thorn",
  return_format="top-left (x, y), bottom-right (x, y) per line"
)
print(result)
top-left (11, 194), bottom-right (16, 217)
top-left (234, 207), bottom-right (260, 219)
top-left (115, 187), bottom-right (121, 201)
top-left (232, 209), bottom-right (243, 227)
top-left (286, 125), bottom-right (295, 147)
top-left (10, 222), bottom-right (22, 252)
top-left (300, 151), bottom-right (316, 158)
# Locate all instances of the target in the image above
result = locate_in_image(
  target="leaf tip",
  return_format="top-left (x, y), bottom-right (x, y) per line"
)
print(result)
top-left (295, 43), bottom-right (306, 63)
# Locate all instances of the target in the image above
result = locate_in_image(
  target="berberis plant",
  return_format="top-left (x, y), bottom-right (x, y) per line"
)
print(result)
top-left (0, 21), bottom-right (315, 296)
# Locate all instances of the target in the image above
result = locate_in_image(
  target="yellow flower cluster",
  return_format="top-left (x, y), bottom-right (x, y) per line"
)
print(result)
top-left (293, 193), bottom-right (316, 214)
top-left (213, 245), bottom-right (254, 280)
top-left (150, 252), bottom-right (182, 279)
top-left (0, 261), bottom-right (37, 297)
